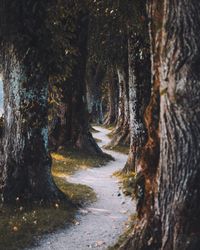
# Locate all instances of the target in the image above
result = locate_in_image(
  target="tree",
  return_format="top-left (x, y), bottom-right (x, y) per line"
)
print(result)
top-left (109, 62), bottom-right (130, 146)
top-left (87, 0), bottom-right (127, 128)
top-left (123, 1), bottom-right (151, 172)
top-left (103, 67), bottom-right (119, 126)
top-left (0, 0), bottom-right (65, 203)
top-left (120, 0), bottom-right (200, 249)
top-left (86, 62), bottom-right (105, 125)
top-left (48, 1), bottom-right (104, 155)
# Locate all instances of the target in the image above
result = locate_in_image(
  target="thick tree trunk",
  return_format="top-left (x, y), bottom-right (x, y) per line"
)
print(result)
top-left (120, 1), bottom-right (200, 249)
top-left (109, 65), bottom-right (130, 147)
top-left (49, 11), bottom-right (103, 155)
top-left (0, 48), bottom-right (62, 203)
top-left (158, 1), bottom-right (200, 248)
top-left (124, 26), bottom-right (151, 172)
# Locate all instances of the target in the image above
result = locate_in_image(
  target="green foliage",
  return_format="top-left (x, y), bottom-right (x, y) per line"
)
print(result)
top-left (87, 0), bottom-right (148, 67)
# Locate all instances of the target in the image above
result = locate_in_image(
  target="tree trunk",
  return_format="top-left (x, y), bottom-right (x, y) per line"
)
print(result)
top-left (124, 26), bottom-right (151, 172)
top-left (0, 48), bottom-right (62, 203)
top-left (49, 11), bottom-right (103, 155)
top-left (109, 65), bottom-right (130, 147)
top-left (157, 1), bottom-right (200, 248)
top-left (86, 63), bottom-right (105, 124)
top-left (104, 67), bottom-right (118, 126)
top-left (120, 1), bottom-right (200, 249)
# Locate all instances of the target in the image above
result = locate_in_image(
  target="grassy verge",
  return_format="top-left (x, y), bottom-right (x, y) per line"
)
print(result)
top-left (104, 144), bottom-right (129, 155)
top-left (90, 126), bottom-right (99, 133)
top-left (0, 148), bottom-right (110, 250)
top-left (107, 132), bottom-right (114, 139)
top-left (104, 124), bottom-right (115, 131)
top-left (54, 177), bottom-right (96, 206)
top-left (0, 198), bottom-right (75, 250)
top-left (108, 172), bottom-right (138, 250)
top-left (94, 137), bottom-right (102, 143)
top-left (114, 171), bottom-right (136, 196)
top-left (52, 148), bottom-right (110, 176)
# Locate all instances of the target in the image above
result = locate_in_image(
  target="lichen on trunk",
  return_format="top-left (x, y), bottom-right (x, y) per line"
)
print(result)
top-left (0, 47), bottom-right (63, 203)
top-left (119, 0), bottom-right (200, 249)
top-left (109, 65), bottom-right (130, 148)
top-left (124, 20), bottom-right (151, 173)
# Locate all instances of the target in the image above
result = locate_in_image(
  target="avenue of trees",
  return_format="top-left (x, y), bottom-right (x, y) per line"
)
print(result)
top-left (0, 0), bottom-right (200, 249)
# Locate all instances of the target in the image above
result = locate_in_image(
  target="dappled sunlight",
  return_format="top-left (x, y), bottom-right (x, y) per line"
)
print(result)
top-left (51, 153), bottom-right (67, 162)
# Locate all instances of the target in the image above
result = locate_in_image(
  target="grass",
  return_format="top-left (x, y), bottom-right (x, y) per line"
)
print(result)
top-left (104, 124), bottom-right (115, 131)
top-left (0, 147), bottom-right (109, 250)
top-left (114, 171), bottom-right (136, 196)
top-left (90, 126), bottom-right (99, 133)
top-left (91, 123), bottom-right (115, 131)
top-left (54, 177), bottom-right (96, 206)
top-left (108, 172), bottom-right (139, 250)
top-left (52, 147), bottom-right (110, 176)
top-left (104, 144), bottom-right (130, 155)
top-left (94, 137), bottom-right (102, 143)
top-left (107, 132), bottom-right (114, 139)
top-left (0, 198), bottom-right (75, 250)
top-left (104, 129), bottom-right (129, 155)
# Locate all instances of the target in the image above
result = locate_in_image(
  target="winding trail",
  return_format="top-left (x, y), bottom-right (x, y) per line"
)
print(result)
top-left (31, 126), bottom-right (135, 250)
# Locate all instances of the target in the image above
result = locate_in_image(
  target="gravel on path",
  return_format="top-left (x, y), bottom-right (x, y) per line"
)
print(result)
top-left (29, 126), bottom-right (135, 250)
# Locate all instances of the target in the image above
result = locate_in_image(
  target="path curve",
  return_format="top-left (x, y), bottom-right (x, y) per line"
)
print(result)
top-left (30, 126), bottom-right (135, 250)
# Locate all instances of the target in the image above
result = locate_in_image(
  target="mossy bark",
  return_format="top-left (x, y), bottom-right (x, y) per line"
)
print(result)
top-left (0, 48), bottom-right (63, 203)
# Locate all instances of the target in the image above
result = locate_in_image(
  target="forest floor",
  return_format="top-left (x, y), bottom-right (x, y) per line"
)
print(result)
top-left (29, 126), bottom-right (135, 250)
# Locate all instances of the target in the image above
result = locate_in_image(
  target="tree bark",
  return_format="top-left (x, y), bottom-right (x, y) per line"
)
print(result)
top-left (86, 63), bottom-right (105, 124)
top-left (49, 11), bottom-right (103, 155)
top-left (124, 24), bottom-right (151, 172)
top-left (109, 65), bottom-right (130, 147)
top-left (104, 67), bottom-right (118, 126)
top-left (0, 48), bottom-right (62, 203)
top-left (158, 1), bottom-right (200, 248)
top-left (120, 0), bottom-right (200, 249)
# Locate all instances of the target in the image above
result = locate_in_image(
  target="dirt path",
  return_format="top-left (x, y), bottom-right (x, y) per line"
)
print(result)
top-left (30, 126), bottom-right (135, 250)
